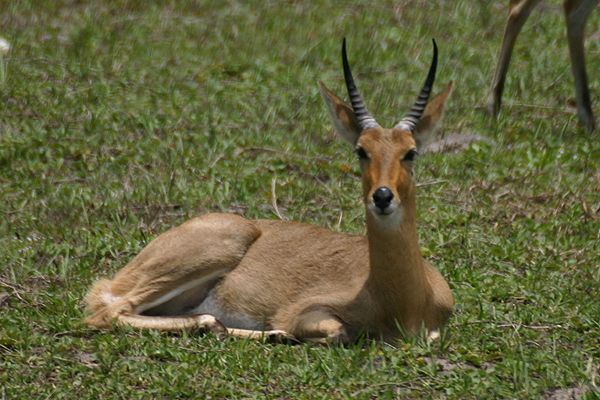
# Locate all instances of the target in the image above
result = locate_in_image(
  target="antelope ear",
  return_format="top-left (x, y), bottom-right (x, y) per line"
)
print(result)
top-left (413, 80), bottom-right (455, 149)
top-left (318, 80), bottom-right (362, 146)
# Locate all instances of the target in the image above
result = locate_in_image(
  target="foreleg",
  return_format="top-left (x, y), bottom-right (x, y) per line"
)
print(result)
top-left (289, 308), bottom-right (355, 345)
top-left (486, 0), bottom-right (542, 116)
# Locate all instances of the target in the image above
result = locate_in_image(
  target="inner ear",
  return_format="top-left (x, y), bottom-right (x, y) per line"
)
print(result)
top-left (318, 80), bottom-right (362, 146)
top-left (413, 80), bottom-right (455, 149)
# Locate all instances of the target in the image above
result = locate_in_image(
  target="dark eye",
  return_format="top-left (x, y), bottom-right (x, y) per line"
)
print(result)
top-left (403, 149), bottom-right (418, 162)
top-left (355, 147), bottom-right (369, 160)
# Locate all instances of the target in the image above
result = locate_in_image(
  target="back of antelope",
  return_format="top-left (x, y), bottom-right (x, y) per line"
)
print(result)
top-left (84, 39), bottom-right (455, 344)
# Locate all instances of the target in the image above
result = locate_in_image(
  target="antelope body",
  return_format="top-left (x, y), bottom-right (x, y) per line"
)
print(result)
top-left (487, 0), bottom-right (599, 130)
top-left (84, 40), bottom-right (455, 344)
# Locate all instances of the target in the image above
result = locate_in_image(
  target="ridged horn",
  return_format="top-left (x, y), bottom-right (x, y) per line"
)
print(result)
top-left (342, 38), bottom-right (379, 131)
top-left (395, 39), bottom-right (438, 132)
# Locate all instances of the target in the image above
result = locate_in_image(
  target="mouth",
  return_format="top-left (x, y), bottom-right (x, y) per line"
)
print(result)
top-left (376, 207), bottom-right (394, 216)
top-left (368, 203), bottom-right (397, 216)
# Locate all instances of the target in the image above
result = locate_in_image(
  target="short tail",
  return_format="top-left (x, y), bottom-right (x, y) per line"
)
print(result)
top-left (85, 279), bottom-right (115, 313)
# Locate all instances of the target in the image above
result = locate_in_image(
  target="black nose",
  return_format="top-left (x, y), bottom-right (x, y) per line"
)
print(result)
top-left (372, 187), bottom-right (394, 210)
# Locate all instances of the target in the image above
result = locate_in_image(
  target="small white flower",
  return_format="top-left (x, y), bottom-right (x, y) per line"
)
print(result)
top-left (0, 37), bottom-right (10, 56)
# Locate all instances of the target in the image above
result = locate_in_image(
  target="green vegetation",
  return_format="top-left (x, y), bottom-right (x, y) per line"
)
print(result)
top-left (1, 1), bottom-right (599, 398)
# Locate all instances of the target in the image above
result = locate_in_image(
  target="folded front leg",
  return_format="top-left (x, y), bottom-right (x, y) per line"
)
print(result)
top-left (289, 308), bottom-right (355, 345)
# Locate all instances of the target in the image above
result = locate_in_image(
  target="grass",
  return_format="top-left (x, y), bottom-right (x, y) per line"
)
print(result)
top-left (0, 0), bottom-right (599, 398)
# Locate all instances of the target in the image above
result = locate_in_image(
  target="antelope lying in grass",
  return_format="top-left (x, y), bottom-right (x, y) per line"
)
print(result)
top-left (84, 40), bottom-right (455, 344)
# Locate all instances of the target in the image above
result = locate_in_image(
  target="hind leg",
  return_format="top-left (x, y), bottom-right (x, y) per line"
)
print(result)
top-left (84, 214), bottom-right (262, 329)
top-left (226, 328), bottom-right (300, 344)
top-left (565, 0), bottom-right (598, 129)
top-left (116, 313), bottom-right (228, 336)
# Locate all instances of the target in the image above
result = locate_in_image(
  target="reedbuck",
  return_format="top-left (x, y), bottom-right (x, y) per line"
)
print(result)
top-left (84, 40), bottom-right (455, 344)
top-left (486, 0), bottom-right (599, 130)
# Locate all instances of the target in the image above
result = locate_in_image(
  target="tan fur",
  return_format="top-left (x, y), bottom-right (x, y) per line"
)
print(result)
top-left (84, 62), bottom-right (455, 344)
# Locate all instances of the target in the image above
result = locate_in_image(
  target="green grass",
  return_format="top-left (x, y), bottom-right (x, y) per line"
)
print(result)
top-left (1, 0), bottom-right (599, 398)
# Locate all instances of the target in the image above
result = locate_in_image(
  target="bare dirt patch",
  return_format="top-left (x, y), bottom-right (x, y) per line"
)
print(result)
top-left (544, 387), bottom-right (589, 400)
top-left (423, 132), bottom-right (490, 154)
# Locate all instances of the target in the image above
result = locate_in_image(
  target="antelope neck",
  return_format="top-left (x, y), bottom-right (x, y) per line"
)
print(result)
top-left (364, 200), bottom-right (429, 326)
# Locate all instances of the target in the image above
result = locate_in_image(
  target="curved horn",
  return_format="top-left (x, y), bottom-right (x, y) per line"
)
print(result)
top-left (342, 38), bottom-right (379, 131)
top-left (395, 39), bottom-right (438, 132)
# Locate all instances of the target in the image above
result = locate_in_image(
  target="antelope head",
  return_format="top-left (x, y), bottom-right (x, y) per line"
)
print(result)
top-left (319, 39), bottom-right (454, 229)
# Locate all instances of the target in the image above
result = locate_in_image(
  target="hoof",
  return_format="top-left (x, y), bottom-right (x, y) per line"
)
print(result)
top-left (266, 330), bottom-right (300, 344)
top-left (194, 314), bottom-right (228, 338)
top-left (427, 329), bottom-right (440, 341)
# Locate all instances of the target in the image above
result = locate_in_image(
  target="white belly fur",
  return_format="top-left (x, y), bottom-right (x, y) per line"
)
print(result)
top-left (191, 289), bottom-right (263, 331)
top-left (133, 269), bottom-right (228, 315)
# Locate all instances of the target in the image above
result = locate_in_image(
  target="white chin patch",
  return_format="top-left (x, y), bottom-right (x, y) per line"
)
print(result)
top-left (368, 203), bottom-right (404, 228)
